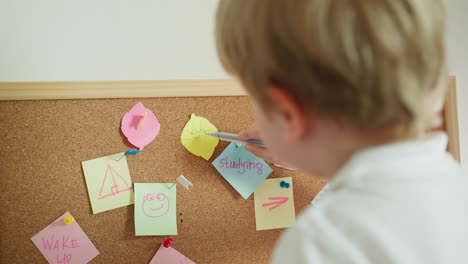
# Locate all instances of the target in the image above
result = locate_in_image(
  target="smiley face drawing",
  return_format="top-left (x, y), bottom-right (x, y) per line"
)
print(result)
top-left (142, 193), bottom-right (170, 218)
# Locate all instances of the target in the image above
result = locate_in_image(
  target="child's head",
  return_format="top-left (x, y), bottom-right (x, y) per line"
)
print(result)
top-left (216, 0), bottom-right (447, 176)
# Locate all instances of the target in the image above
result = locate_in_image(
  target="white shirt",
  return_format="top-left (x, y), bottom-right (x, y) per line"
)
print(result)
top-left (272, 133), bottom-right (468, 263)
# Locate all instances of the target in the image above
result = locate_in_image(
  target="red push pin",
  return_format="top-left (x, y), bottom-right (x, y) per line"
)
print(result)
top-left (163, 238), bottom-right (173, 248)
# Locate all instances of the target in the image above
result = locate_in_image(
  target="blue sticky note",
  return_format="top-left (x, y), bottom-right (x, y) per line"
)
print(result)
top-left (212, 143), bottom-right (273, 199)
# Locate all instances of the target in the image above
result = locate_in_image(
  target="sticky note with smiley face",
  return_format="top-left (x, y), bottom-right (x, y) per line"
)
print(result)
top-left (134, 183), bottom-right (177, 236)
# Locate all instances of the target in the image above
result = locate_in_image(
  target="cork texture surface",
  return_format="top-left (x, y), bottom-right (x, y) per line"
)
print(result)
top-left (0, 97), bottom-right (325, 264)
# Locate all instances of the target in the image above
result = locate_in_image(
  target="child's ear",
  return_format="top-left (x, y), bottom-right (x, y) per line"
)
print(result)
top-left (266, 85), bottom-right (314, 143)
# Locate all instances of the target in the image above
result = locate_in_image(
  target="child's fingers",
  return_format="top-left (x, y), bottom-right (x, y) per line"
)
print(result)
top-left (245, 144), bottom-right (298, 170)
top-left (238, 127), bottom-right (260, 140)
top-left (244, 144), bottom-right (279, 164)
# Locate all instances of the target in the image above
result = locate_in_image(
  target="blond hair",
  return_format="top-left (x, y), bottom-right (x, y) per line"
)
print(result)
top-left (216, 0), bottom-right (446, 133)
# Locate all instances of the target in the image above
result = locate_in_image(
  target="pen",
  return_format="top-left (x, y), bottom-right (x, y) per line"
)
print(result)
top-left (207, 132), bottom-right (264, 146)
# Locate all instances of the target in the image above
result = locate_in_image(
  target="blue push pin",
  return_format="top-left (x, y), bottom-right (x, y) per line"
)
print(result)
top-left (124, 150), bottom-right (142, 156)
top-left (117, 150), bottom-right (142, 161)
top-left (280, 181), bottom-right (290, 188)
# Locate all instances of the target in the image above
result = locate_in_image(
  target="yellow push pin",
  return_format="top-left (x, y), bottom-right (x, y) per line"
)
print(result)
top-left (139, 112), bottom-right (148, 129)
top-left (64, 216), bottom-right (75, 225)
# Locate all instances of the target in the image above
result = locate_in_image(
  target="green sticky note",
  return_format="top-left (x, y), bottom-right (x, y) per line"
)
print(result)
top-left (134, 183), bottom-right (177, 236)
top-left (81, 153), bottom-right (134, 214)
top-left (254, 177), bottom-right (295, 230)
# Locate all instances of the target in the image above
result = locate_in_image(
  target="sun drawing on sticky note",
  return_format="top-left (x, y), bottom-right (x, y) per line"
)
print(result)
top-left (98, 164), bottom-right (133, 199)
top-left (181, 113), bottom-right (219, 160)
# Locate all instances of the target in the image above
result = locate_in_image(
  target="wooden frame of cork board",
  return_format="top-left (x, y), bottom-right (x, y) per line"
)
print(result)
top-left (443, 76), bottom-right (461, 162)
top-left (0, 76), bottom-right (459, 264)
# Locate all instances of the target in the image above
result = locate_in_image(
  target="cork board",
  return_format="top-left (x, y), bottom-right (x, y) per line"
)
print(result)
top-left (0, 97), bottom-right (325, 264)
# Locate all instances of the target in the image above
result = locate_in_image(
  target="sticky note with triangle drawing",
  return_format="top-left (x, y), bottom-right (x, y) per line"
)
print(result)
top-left (82, 153), bottom-right (134, 214)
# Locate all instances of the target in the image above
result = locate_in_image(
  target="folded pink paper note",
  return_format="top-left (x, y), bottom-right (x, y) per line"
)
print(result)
top-left (121, 102), bottom-right (160, 150)
top-left (31, 212), bottom-right (99, 264)
top-left (150, 244), bottom-right (196, 264)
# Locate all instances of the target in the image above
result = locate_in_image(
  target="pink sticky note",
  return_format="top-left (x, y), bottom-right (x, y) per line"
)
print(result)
top-left (121, 102), bottom-right (160, 150)
top-left (150, 245), bottom-right (196, 264)
top-left (31, 212), bottom-right (99, 264)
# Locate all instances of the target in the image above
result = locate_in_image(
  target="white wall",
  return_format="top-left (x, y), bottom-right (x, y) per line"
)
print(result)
top-left (0, 0), bottom-right (229, 81)
top-left (0, 0), bottom-right (466, 167)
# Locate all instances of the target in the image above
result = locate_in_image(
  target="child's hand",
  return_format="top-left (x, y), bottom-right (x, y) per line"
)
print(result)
top-left (238, 127), bottom-right (297, 170)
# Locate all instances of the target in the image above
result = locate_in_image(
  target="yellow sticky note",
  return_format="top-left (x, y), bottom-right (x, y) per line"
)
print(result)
top-left (180, 114), bottom-right (219, 160)
top-left (254, 177), bottom-right (295, 230)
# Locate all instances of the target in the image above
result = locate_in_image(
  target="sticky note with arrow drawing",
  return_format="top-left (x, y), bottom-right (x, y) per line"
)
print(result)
top-left (254, 177), bottom-right (295, 230)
